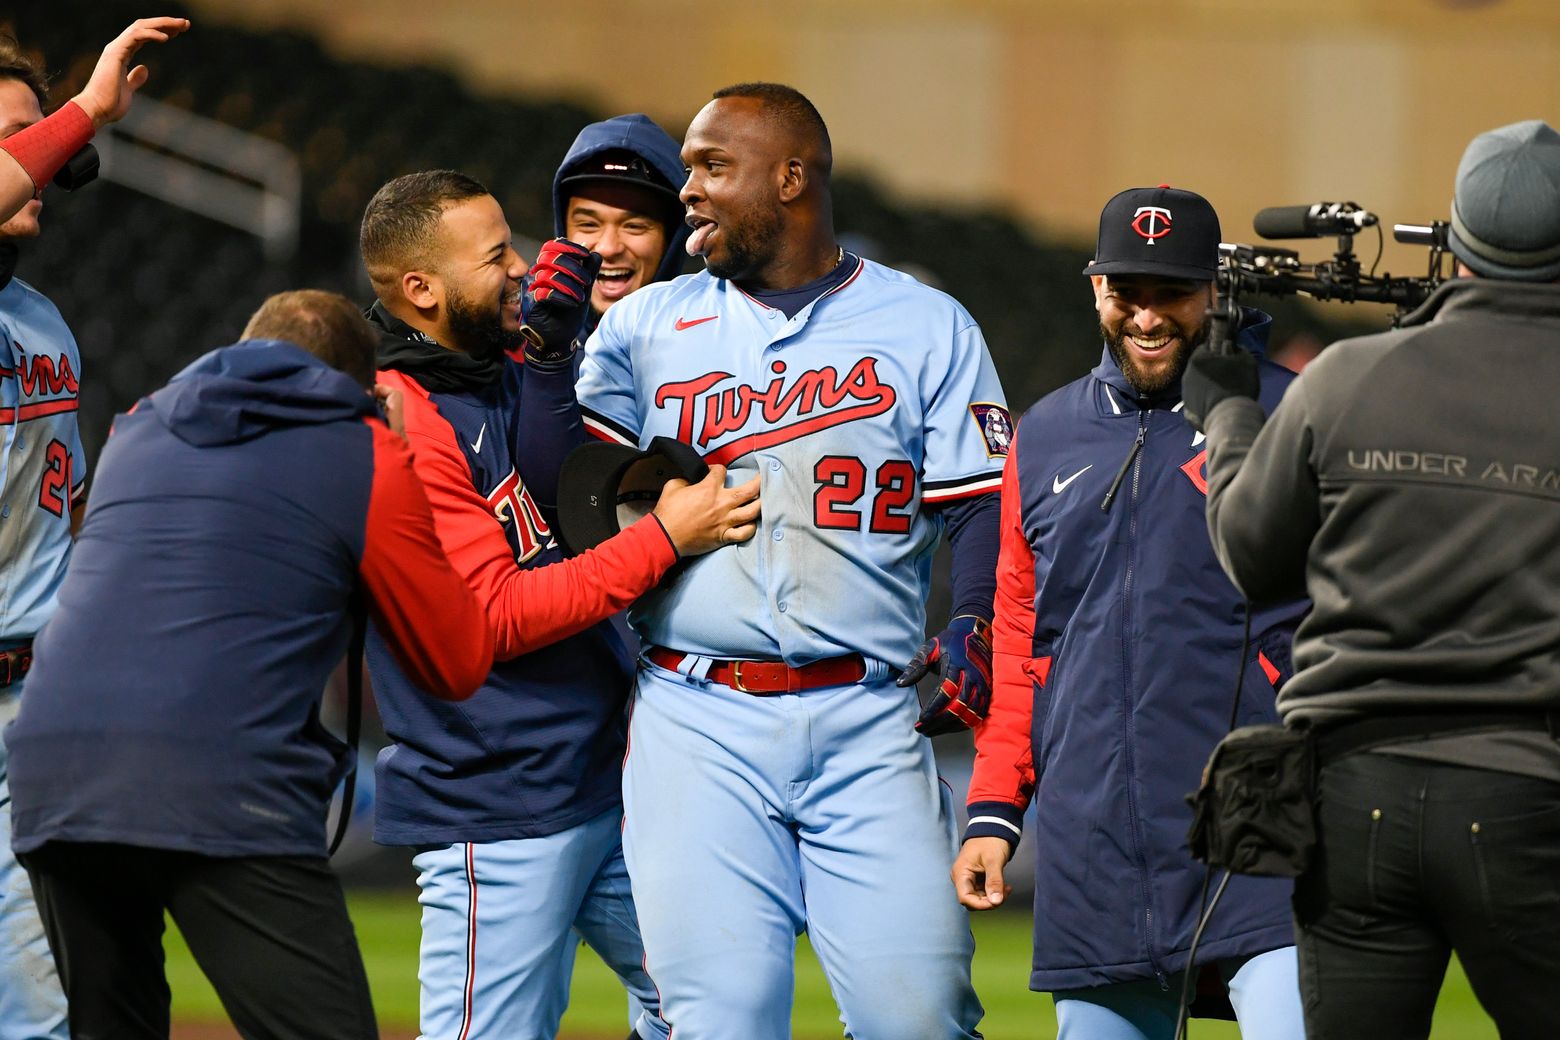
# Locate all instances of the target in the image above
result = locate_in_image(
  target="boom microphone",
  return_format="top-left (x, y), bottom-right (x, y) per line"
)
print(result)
top-left (1254, 202), bottom-right (1378, 240)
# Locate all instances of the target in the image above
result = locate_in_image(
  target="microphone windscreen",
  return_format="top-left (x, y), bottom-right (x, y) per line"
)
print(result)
top-left (1253, 205), bottom-right (1318, 240)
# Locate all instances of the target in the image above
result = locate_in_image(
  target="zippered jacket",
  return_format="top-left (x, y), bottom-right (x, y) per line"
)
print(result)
top-left (365, 305), bottom-right (680, 846)
top-left (8, 340), bottom-right (490, 858)
top-left (967, 313), bottom-right (1308, 990)
top-left (1205, 280), bottom-right (1560, 726)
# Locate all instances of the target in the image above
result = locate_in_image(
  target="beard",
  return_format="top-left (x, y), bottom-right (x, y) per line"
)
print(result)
top-left (1102, 315), bottom-right (1208, 397)
top-left (445, 283), bottom-right (526, 362)
top-left (704, 203), bottom-right (784, 283)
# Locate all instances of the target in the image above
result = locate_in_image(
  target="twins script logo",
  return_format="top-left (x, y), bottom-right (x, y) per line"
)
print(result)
top-left (1132, 206), bottom-right (1173, 245)
top-left (4, 345), bottom-right (79, 397)
top-left (487, 467), bottom-right (552, 564)
top-left (0, 345), bottom-right (80, 425)
top-left (655, 357), bottom-right (897, 466)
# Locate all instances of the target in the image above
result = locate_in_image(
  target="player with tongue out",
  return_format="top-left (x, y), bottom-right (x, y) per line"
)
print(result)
top-left (577, 82), bottom-right (1009, 1039)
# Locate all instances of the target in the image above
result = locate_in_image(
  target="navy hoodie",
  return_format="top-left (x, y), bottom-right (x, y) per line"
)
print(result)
top-left (7, 340), bottom-right (489, 858)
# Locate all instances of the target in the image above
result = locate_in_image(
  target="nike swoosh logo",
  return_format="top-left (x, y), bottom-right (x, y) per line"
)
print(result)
top-left (470, 423), bottom-right (487, 454)
top-left (674, 315), bottom-right (719, 331)
top-left (1053, 465), bottom-right (1092, 494)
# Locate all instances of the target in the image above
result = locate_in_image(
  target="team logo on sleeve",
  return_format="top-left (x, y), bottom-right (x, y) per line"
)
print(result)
top-left (969, 403), bottom-right (1012, 458)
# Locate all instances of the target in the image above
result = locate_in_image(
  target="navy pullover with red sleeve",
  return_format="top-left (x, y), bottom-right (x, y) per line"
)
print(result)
top-left (7, 339), bottom-right (491, 858)
top-left (365, 305), bottom-right (681, 845)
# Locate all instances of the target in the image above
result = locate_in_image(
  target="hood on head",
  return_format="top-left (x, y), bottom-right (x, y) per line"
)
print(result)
top-left (551, 114), bottom-right (691, 286)
top-left (147, 339), bottom-right (373, 447)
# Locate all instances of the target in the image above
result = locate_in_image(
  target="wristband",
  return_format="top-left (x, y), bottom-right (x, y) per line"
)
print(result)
top-left (0, 101), bottom-right (94, 191)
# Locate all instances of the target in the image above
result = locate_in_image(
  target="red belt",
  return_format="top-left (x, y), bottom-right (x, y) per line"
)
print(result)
top-left (646, 647), bottom-right (866, 695)
top-left (0, 643), bottom-right (33, 689)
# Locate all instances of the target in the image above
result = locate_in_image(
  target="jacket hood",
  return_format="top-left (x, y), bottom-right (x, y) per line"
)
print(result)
top-left (148, 339), bottom-right (374, 447)
top-left (1092, 305), bottom-right (1272, 403)
top-left (551, 114), bottom-right (691, 287)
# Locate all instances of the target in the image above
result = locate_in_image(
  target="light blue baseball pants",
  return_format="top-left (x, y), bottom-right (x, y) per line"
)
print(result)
top-left (412, 807), bottom-right (668, 1040)
top-left (0, 679), bottom-right (69, 1040)
top-left (623, 660), bottom-right (984, 1039)
top-left (1053, 946), bottom-right (1305, 1040)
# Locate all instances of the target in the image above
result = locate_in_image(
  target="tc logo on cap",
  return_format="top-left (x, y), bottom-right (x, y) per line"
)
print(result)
top-left (1132, 206), bottom-right (1173, 245)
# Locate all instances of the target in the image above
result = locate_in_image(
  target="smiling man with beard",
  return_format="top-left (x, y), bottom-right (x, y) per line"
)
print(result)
top-left (358, 170), bottom-right (760, 1040)
top-left (953, 187), bottom-right (1309, 1039)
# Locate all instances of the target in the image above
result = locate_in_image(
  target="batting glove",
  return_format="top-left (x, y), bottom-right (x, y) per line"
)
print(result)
top-left (1181, 343), bottom-right (1259, 433)
top-left (520, 238), bottom-right (602, 370)
top-left (899, 615), bottom-right (993, 737)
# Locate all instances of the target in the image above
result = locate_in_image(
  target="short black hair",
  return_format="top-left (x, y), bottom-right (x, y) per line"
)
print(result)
top-left (241, 290), bottom-right (380, 388)
top-left (711, 82), bottom-right (832, 174)
top-left (360, 170), bottom-right (490, 288)
top-left (0, 31), bottom-right (50, 109)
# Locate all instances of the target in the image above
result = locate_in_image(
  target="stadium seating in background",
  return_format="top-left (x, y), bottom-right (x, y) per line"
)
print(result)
top-left (5, 0), bottom-right (1353, 462)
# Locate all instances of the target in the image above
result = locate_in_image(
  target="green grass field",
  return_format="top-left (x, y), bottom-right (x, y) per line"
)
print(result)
top-left (166, 889), bottom-right (1498, 1038)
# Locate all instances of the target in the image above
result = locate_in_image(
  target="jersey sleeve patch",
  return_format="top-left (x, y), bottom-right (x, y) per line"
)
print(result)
top-left (969, 403), bottom-right (1013, 459)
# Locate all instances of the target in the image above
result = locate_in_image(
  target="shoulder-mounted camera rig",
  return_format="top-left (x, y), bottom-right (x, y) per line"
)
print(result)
top-left (1208, 201), bottom-right (1453, 354)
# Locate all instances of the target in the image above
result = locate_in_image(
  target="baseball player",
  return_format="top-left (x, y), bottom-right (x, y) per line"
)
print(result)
top-left (953, 187), bottom-right (1307, 1039)
top-left (358, 171), bottom-right (758, 1040)
top-left (577, 83), bottom-right (1007, 1039)
top-left (0, 33), bottom-right (107, 1040)
top-left (552, 113), bottom-right (690, 349)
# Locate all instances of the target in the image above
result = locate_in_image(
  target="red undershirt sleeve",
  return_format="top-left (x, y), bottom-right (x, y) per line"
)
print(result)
top-left (967, 439), bottom-right (1040, 818)
top-left (395, 382), bottom-right (678, 661)
top-left (359, 421), bottom-right (493, 700)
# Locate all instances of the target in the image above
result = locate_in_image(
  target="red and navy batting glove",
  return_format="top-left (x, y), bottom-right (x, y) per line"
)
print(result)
top-left (520, 238), bottom-right (602, 370)
top-left (899, 615), bottom-right (994, 737)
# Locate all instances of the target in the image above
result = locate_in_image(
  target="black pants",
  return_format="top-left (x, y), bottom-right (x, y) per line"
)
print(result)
top-left (20, 842), bottom-right (376, 1040)
top-left (1294, 753), bottom-right (1560, 1039)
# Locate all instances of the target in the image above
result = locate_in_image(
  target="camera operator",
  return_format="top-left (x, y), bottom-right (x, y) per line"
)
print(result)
top-left (1184, 119), bottom-right (1560, 1038)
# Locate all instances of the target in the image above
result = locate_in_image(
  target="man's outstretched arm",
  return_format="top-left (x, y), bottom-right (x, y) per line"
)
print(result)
top-left (0, 17), bottom-right (189, 219)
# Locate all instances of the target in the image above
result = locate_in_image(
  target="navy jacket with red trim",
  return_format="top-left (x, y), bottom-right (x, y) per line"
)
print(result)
top-left (7, 340), bottom-right (490, 858)
top-left (967, 312), bottom-right (1308, 990)
top-left (367, 313), bottom-right (680, 846)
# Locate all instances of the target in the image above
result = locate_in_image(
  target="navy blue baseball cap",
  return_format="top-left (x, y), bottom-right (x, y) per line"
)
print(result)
top-left (555, 436), bottom-right (709, 554)
top-left (1084, 185), bottom-right (1222, 281)
top-left (559, 148), bottom-right (681, 207)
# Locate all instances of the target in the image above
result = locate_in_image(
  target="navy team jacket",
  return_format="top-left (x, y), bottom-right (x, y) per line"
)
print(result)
top-left (7, 340), bottom-right (490, 858)
top-left (367, 307), bottom-right (681, 846)
top-left (968, 311), bottom-right (1309, 990)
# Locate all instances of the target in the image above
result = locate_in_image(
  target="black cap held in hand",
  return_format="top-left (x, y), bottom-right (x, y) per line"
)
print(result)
top-left (1084, 185), bottom-right (1222, 281)
top-left (555, 436), bottom-right (710, 555)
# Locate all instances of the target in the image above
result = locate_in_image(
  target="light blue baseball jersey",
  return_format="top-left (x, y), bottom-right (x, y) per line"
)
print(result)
top-left (578, 256), bottom-right (1010, 668)
top-left (0, 277), bottom-right (85, 641)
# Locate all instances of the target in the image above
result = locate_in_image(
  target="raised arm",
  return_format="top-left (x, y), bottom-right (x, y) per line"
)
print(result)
top-left (0, 18), bottom-right (189, 220)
